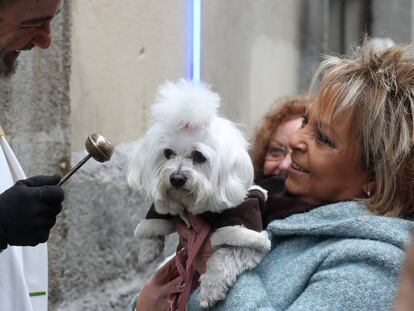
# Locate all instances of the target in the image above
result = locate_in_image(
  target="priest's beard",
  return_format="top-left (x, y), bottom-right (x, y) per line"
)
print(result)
top-left (0, 47), bottom-right (17, 78)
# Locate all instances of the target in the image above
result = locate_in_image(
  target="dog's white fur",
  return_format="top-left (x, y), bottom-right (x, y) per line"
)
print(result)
top-left (129, 80), bottom-right (270, 307)
top-left (198, 246), bottom-right (267, 308)
top-left (211, 225), bottom-right (270, 252)
top-left (134, 219), bottom-right (175, 264)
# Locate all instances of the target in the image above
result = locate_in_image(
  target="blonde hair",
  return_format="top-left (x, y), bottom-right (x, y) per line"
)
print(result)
top-left (251, 96), bottom-right (308, 181)
top-left (313, 43), bottom-right (414, 218)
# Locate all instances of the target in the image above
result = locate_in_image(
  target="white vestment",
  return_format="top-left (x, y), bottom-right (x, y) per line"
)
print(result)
top-left (0, 127), bottom-right (48, 311)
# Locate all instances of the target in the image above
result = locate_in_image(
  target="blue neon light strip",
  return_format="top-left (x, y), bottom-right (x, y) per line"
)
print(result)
top-left (186, 0), bottom-right (193, 80)
top-left (192, 0), bottom-right (201, 82)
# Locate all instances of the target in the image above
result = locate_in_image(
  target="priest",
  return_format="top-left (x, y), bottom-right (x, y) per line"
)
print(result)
top-left (0, 1), bottom-right (66, 310)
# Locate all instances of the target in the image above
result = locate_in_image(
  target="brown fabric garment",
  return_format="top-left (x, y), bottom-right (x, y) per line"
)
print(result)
top-left (200, 196), bottom-right (264, 232)
top-left (256, 175), bottom-right (316, 228)
top-left (144, 191), bottom-right (266, 233)
top-left (146, 205), bottom-right (173, 220)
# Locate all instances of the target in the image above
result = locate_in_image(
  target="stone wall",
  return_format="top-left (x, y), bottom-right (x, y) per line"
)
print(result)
top-left (50, 142), bottom-right (177, 310)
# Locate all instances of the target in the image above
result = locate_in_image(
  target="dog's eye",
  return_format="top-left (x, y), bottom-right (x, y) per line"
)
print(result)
top-left (192, 150), bottom-right (207, 164)
top-left (164, 149), bottom-right (175, 159)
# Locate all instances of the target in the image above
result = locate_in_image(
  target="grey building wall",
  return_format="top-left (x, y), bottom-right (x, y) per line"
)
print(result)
top-left (298, 0), bottom-right (371, 91)
top-left (298, 0), bottom-right (414, 91)
top-left (202, 0), bottom-right (302, 130)
top-left (371, 0), bottom-right (413, 43)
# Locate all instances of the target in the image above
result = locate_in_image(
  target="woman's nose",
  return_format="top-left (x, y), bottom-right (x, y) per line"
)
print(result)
top-left (274, 154), bottom-right (291, 178)
top-left (31, 23), bottom-right (52, 49)
top-left (289, 128), bottom-right (307, 152)
top-left (278, 154), bottom-right (292, 170)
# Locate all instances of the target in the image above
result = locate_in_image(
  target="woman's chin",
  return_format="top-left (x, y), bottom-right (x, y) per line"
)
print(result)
top-left (285, 176), bottom-right (300, 195)
top-left (286, 178), bottom-right (323, 206)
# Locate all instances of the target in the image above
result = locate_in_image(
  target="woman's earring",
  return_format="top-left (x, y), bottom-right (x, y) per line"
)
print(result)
top-left (366, 191), bottom-right (371, 197)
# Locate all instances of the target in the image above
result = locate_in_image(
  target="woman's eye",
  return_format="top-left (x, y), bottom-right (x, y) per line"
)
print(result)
top-left (268, 147), bottom-right (285, 157)
top-left (301, 115), bottom-right (308, 128)
top-left (164, 148), bottom-right (175, 159)
top-left (192, 150), bottom-right (207, 164)
top-left (316, 131), bottom-right (336, 148)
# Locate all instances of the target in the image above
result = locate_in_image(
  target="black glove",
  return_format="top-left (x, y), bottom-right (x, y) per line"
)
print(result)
top-left (0, 174), bottom-right (64, 249)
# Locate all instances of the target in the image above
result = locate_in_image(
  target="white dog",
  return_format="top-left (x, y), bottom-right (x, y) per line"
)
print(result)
top-left (128, 80), bottom-right (270, 307)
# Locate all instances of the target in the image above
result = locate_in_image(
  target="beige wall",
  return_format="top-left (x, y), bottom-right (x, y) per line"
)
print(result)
top-left (70, 0), bottom-right (187, 150)
top-left (202, 0), bottom-right (301, 134)
top-left (70, 0), bottom-right (301, 150)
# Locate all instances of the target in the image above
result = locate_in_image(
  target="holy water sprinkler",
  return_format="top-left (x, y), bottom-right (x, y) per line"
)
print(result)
top-left (58, 134), bottom-right (114, 186)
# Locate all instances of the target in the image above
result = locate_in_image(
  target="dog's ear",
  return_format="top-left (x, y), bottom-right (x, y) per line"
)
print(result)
top-left (216, 149), bottom-right (254, 207)
top-left (128, 125), bottom-right (162, 194)
top-left (213, 135), bottom-right (254, 210)
top-left (128, 137), bottom-right (150, 192)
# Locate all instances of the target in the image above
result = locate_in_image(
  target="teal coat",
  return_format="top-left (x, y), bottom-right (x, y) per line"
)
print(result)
top-left (188, 201), bottom-right (413, 311)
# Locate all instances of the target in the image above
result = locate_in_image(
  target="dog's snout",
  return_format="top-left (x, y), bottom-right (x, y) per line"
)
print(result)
top-left (170, 173), bottom-right (187, 188)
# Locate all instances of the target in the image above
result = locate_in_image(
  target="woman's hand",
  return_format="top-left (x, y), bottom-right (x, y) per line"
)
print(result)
top-left (175, 213), bottom-right (215, 274)
top-left (135, 256), bottom-right (181, 311)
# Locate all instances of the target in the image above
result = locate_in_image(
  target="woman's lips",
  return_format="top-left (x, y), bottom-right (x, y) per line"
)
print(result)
top-left (289, 160), bottom-right (309, 174)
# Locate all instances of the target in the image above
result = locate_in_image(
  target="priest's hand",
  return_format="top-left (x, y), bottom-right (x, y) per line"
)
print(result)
top-left (0, 174), bottom-right (64, 249)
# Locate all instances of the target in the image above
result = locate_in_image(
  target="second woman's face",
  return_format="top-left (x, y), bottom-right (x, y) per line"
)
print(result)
top-left (285, 96), bottom-right (369, 205)
top-left (263, 118), bottom-right (302, 177)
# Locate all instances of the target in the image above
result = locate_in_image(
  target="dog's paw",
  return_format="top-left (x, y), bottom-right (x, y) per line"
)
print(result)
top-left (197, 246), bottom-right (266, 307)
top-left (137, 237), bottom-right (164, 265)
top-left (197, 270), bottom-right (228, 308)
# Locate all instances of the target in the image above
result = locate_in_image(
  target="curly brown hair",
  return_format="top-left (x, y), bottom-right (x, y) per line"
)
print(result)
top-left (251, 95), bottom-right (308, 181)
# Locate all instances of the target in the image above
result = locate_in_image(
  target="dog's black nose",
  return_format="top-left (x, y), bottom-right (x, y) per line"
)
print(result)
top-left (170, 173), bottom-right (187, 188)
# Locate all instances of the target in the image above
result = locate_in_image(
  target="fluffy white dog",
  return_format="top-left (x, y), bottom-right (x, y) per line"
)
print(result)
top-left (128, 80), bottom-right (270, 307)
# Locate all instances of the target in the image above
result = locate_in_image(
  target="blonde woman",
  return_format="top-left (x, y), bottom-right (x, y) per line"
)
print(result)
top-left (173, 43), bottom-right (414, 311)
